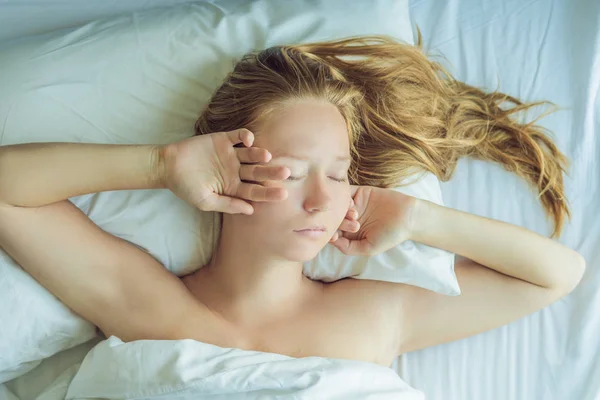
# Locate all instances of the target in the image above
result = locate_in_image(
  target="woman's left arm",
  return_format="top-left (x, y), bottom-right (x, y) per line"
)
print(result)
top-left (396, 199), bottom-right (586, 353)
top-left (332, 186), bottom-right (586, 354)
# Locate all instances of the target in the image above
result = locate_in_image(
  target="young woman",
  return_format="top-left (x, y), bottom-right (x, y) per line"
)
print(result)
top-left (0, 36), bottom-right (585, 368)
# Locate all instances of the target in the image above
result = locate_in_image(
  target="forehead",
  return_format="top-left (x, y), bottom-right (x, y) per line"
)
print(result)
top-left (253, 100), bottom-right (350, 158)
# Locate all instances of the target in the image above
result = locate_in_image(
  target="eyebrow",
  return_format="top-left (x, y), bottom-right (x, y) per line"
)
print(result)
top-left (273, 154), bottom-right (351, 163)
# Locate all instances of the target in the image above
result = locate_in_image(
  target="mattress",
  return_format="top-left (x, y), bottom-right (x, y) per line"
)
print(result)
top-left (1, 0), bottom-right (599, 399)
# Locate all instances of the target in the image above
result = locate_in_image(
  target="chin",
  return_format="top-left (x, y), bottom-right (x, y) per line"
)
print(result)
top-left (282, 243), bottom-right (327, 263)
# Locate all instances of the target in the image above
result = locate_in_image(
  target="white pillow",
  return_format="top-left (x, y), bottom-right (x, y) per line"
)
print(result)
top-left (0, 0), bottom-right (457, 382)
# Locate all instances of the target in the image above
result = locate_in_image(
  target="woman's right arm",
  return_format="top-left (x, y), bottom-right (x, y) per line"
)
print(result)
top-left (0, 199), bottom-right (228, 343)
top-left (0, 131), bottom-right (285, 344)
top-left (0, 142), bottom-right (230, 343)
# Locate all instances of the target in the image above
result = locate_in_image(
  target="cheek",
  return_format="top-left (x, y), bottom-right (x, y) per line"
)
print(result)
top-left (247, 200), bottom-right (296, 241)
top-left (249, 196), bottom-right (294, 222)
top-left (331, 189), bottom-right (352, 223)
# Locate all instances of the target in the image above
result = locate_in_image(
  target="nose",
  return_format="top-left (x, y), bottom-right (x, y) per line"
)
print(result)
top-left (303, 175), bottom-right (332, 213)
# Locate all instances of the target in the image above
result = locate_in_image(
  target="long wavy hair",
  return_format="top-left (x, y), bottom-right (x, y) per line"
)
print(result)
top-left (195, 33), bottom-right (570, 238)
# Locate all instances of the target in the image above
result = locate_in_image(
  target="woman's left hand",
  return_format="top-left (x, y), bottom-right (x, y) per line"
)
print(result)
top-left (329, 185), bottom-right (419, 256)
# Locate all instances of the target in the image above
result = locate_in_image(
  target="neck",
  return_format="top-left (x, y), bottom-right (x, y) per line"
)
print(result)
top-left (186, 217), bottom-right (322, 326)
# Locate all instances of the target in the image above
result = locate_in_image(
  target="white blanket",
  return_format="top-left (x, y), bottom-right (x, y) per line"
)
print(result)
top-left (59, 337), bottom-right (424, 400)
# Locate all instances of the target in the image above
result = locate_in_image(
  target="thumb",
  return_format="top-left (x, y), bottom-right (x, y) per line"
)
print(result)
top-left (201, 194), bottom-right (254, 215)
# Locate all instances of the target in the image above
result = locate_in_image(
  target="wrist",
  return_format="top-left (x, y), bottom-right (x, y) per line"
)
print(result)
top-left (149, 144), bottom-right (169, 189)
top-left (407, 198), bottom-right (438, 244)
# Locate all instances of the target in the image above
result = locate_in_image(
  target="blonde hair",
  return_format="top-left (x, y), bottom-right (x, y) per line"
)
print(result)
top-left (195, 34), bottom-right (570, 237)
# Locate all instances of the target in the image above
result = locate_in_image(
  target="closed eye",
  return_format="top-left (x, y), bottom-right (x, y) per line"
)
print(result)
top-left (286, 176), bottom-right (347, 182)
top-left (329, 177), bottom-right (348, 183)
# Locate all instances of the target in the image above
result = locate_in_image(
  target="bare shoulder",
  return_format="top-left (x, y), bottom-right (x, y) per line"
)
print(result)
top-left (322, 278), bottom-right (403, 360)
top-left (324, 277), bottom-right (405, 310)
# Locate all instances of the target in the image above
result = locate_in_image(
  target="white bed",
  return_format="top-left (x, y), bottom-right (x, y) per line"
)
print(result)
top-left (1, 0), bottom-right (599, 399)
top-left (401, 1), bottom-right (600, 399)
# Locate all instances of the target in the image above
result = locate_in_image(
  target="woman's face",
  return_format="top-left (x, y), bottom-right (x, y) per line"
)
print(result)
top-left (230, 99), bottom-right (353, 262)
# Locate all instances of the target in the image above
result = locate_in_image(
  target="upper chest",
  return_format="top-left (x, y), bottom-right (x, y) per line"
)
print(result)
top-left (220, 279), bottom-right (402, 367)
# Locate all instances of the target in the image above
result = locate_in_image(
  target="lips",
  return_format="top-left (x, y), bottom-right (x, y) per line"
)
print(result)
top-left (293, 227), bottom-right (327, 239)
top-left (294, 226), bottom-right (326, 232)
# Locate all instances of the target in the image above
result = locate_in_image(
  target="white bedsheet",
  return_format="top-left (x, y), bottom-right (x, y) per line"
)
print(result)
top-left (399, 1), bottom-right (600, 399)
top-left (1, 0), bottom-right (599, 399)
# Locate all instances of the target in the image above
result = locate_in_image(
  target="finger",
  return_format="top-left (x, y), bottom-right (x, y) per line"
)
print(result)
top-left (226, 128), bottom-right (254, 148)
top-left (350, 185), bottom-right (360, 197)
top-left (236, 147), bottom-right (272, 164)
top-left (339, 218), bottom-right (360, 233)
top-left (202, 194), bottom-right (254, 215)
top-left (239, 164), bottom-right (290, 182)
top-left (345, 208), bottom-right (358, 221)
top-left (237, 182), bottom-right (288, 202)
top-left (331, 237), bottom-right (372, 256)
top-left (329, 231), bottom-right (340, 243)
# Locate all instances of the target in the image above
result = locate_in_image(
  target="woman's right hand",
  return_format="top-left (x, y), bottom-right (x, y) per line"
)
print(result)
top-left (157, 129), bottom-right (290, 215)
